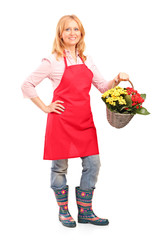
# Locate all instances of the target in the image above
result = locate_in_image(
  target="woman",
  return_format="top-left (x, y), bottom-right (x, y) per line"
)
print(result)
top-left (21, 14), bottom-right (129, 228)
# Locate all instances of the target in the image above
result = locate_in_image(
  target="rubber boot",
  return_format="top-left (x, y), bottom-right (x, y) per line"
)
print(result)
top-left (76, 186), bottom-right (109, 226)
top-left (53, 185), bottom-right (76, 228)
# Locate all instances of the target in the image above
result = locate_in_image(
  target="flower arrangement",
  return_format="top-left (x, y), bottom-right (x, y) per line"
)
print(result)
top-left (101, 86), bottom-right (150, 115)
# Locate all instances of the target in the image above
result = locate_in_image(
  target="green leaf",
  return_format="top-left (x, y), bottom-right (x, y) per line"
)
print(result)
top-left (141, 94), bottom-right (146, 100)
top-left (124, 95), bottom-right (132, 107)
top-left (101, 97), bottom-right (106, 104)
top-left (135, 107), bottom-right (150, 115)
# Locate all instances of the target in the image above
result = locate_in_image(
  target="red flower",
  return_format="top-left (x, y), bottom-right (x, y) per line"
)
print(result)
top-left (132, 102), bottom-right (136, 106)
top-left (125, 87), bottom-right (145, 112)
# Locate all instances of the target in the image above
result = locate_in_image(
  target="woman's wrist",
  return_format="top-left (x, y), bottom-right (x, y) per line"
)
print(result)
top-left (43, 105), bottom-right (51, 113)
top-left (108, 78), bottom-right (119, 90)
top-left (30, 96), bottom-right (49, 113)
top-left (113, 76), bottom-right (119, 85)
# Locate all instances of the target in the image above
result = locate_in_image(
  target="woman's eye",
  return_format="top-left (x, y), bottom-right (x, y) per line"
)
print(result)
top-left (65, 28), bottom-right (79, 31)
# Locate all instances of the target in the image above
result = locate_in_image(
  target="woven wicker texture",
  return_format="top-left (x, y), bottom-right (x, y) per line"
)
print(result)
top-left (106, 107), bottom-right (134, 128)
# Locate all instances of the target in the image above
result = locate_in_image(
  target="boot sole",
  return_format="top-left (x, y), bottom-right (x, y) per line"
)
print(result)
top-left (78, 218), bottom-right (109, 226)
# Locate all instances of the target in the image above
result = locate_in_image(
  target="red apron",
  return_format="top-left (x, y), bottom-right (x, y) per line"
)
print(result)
top-left (43, 55), bottom-right (99, 160)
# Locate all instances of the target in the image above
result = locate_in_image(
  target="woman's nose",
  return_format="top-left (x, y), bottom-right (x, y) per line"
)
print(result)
top-left (70, 29), bottom-right (75, 35)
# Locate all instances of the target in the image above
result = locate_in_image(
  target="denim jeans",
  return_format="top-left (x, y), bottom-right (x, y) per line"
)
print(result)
top-left (50, 154), bottom-right (101, 191)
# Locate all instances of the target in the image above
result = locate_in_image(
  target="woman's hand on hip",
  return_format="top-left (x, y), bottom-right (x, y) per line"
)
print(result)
top-left (45, 100), bottom-right (65, 114)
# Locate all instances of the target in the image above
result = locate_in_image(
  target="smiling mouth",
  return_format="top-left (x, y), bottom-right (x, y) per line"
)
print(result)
top-left (69, 37), bottom-right (76, 40)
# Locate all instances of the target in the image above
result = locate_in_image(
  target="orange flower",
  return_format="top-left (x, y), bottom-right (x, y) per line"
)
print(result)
top-left (81, 192), bottom-right (86, 197)
top-left (64, 205), bottom-right (68, 210)
top-left (80, 208), bottom-right (84, 213)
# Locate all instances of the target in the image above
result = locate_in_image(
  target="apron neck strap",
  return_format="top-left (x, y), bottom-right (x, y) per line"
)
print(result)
top-left (64, 56), bottom-right (68, 68)
top-left (79, 56), bottom-right (84, 64)
top-left (63, 50), bottom-right (68, 68)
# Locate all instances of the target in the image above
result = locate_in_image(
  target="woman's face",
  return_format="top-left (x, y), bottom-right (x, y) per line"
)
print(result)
top-left (61, 20), bottom-right (81, 48)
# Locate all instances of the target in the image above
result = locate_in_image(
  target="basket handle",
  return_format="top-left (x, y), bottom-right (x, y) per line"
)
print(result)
top-left (112, 79), bottom-right (134, 89)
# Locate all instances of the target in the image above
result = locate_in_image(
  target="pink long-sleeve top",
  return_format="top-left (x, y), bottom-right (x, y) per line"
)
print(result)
top-left (21, 49), bottom-right (109, 99)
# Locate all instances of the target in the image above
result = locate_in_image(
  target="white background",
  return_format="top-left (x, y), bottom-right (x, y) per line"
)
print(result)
top-left (0, 0), bottom-right (159, 239)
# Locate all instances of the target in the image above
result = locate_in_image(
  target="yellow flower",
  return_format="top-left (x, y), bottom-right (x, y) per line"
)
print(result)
top-left (102, 86), bottom-right (127, 99)
top-left (106, 97), bottom-right (116, 106)
top-left (118, 96), bottom-right (126, 105)
top-left (102, 86), bottom-right (127, 108)
top-left (105, 95), bottom-right (126, 106)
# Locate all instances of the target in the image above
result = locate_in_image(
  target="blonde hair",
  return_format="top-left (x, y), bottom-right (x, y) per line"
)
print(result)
top-left (51, 15), bottom-right (86, 61)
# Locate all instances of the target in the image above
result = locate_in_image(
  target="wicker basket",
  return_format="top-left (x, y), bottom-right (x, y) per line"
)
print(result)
top-left (106, 79), bottom-right (134, 129)
top-left (106, 108), bottom-right (134, 128)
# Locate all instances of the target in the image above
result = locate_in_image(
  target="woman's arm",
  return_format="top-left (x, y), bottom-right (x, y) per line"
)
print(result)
top-left (21, 59), bottom-right (52, 98)
top-left (88, 56), bottom-right (129, 93)
top-left (22, 56), bottom-right (65, 114)
top-left (107, 73), bottom-right (129, 90)
top-left (30, 96), bottom-right (49, 113)
top-left (107, 77), bottom-right (119, 90)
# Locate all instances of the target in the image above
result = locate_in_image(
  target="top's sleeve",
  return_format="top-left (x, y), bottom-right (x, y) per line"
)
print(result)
top-left (21, 57), bottom-right (52, 98)
top-left (87, 55), bottom-right (109, 93)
